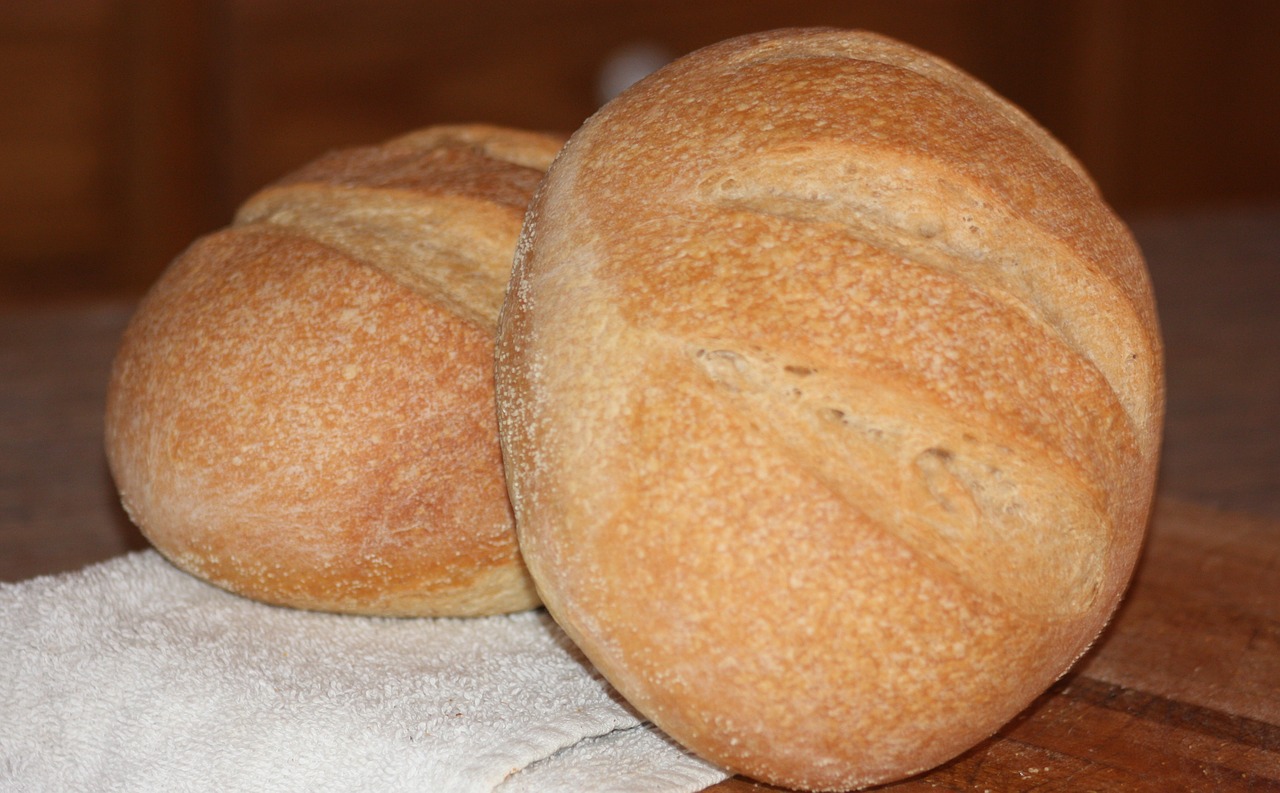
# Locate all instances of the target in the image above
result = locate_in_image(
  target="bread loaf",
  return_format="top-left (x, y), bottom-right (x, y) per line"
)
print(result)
top-left (495, 30), bottom-right (1163, 790)
top-left (106, 124), bottom-right (564, 617)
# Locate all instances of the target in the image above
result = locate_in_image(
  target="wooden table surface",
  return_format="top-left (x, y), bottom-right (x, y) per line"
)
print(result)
top-left (3, 206), bottom-right (1278, 790)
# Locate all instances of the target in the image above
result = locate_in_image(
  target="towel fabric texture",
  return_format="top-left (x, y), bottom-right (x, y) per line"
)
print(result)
top-left (0, 551), bottom-right (728, 792)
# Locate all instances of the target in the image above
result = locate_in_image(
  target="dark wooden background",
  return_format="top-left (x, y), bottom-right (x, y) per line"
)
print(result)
top-left (3, 0), bottom-right (1279, 301)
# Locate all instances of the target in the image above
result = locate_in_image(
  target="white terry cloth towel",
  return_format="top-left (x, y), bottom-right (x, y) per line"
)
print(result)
top-left (0, 551), bottom-right (729, 793)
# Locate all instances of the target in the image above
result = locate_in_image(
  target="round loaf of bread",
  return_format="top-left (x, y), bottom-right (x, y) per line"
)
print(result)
top-left (495, 30), bottom-right (1163, 790)
top-left (106, 124), bottom-right (564, 617)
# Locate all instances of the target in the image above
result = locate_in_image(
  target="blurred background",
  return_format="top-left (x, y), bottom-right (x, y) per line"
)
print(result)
top-left (2, 0), bottom-right (1278, 302)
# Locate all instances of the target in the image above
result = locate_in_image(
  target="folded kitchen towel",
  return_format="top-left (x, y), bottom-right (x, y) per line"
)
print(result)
top-left (0, 551), bottom-right (728, 793)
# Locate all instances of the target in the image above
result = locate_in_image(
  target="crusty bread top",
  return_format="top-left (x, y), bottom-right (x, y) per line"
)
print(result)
top-left (496, 30), bottom-right (1163, 789)
top-left (107, 125), bottom-right (566, 617)
top-left (571, 29), bottom-right (1159, 453)
top-left (238, 124), bottom-right (563, 326)
top-left (503, 28), bottom-right (1162, 621)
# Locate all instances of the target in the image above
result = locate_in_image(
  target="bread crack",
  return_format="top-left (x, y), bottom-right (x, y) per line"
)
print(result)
top-left (696, 149), bottom-right (1158, 456)
top-left (685, 339), bottom-right (1108, 620)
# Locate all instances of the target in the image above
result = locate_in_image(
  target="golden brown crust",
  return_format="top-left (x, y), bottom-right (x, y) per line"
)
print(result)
top-left (106, 124), bottom-right (565, 616)
top-left (495, 30), bottom-right (1163, 789)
